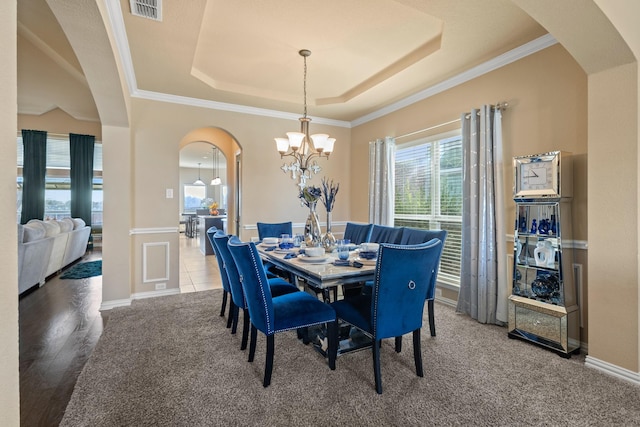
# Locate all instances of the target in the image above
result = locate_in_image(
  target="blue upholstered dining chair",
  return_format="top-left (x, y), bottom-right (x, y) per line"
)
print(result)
top-left (256, 221), bottom-right (293, 279)
top-left (206, 226), bottom-right (232, 327)
top-left (212, 231), bottom-right (299, 351)
top-left (368, 224), bottom-right (404, 244)
top-left (343, 222), bottom-right (373, 245)
top-left (330, 239), bottom-right (443, 394)
top-left (356, 224), bottom-right (404, 298)
top-left (256, 221), bottom-right (293, 240)
top-left (340, 222), bottom-right (375, 297)
top-left (228, 236), bottom-right (337, 388)
top-left (398, 228), bottom-right (448, 337)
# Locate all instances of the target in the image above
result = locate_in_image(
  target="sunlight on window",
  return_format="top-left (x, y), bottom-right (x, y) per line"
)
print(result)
top-left (394, 130), bottom-right (462, 286)
top-left (184, 185), bottom-right (206, 211)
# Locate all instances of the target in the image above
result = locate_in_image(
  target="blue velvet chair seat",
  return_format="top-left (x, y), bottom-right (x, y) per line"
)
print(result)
top-left (331, 295), bottom-right (371, 332)
top-left (272, 292), bottom-right (336, 333)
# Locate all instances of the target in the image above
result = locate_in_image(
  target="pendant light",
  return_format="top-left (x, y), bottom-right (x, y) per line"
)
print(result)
top-left (193, 162), bottom-right (205, 186)
top-left (210, 147), bottom-right (221, 186)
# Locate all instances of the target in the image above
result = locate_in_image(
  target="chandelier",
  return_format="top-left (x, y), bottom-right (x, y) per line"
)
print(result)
top-left (275, 49), bottom-right (335, 188)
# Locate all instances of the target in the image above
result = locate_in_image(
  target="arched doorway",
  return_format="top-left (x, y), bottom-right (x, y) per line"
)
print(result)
top-left (177, 128), bottom-right (242, 291)
top-left (178, 127), bottom-right (242, 234)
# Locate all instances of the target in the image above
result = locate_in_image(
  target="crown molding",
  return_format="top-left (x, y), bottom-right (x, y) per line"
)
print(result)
top-left (104, 0), bottom-right (137, 95)
top-left (131, 89), bottom-right (351, 128)
top-left (351, 33), bottom-right (558, 127)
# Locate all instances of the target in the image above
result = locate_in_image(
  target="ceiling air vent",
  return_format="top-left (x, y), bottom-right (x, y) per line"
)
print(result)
top-left (129, 0), bottom-right (162, 22)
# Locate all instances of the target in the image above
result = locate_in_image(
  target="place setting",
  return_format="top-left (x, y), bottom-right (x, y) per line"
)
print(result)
top-left (296, 245), bottom-right (332, 264)
top-left (351, 242), bottom-right (379, 266)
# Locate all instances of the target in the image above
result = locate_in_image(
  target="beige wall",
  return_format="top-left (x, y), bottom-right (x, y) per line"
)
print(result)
top-left (126, 97), bottom-right (351, 294)
top-left (1, 1), bottom-right (18, 423)
top-left (588, 62), bottom-right (638, 370)
top-left (587, 0), bottom-right (640, 373)
top-left (352, 44), bottom-right (591, 341)
top-left (101, 124), bottom-right (133, 303)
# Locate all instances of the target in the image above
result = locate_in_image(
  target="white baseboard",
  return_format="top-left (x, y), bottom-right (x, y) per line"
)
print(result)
top-left (100, 288), bottom-right (180, 310)
top-left (585, 355), bottom-right (640, 386)
top-left (435, 295), bottom-right (457, 308)
top-left (132, 288), bottom-right (180, 300)
top-left (100, 298), bottom-right (132, 311)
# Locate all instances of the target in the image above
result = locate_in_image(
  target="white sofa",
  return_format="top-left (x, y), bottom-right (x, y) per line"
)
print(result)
top-left (18, 218), bottom-right (92, 295)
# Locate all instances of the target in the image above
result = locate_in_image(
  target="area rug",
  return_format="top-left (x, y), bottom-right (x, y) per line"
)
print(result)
top-left (60, 260), bottom-right (102, 280)
top-left (61, 289), bottom-right (640, 426)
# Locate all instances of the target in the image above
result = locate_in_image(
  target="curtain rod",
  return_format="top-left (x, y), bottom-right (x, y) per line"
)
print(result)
top-left (396, 102), bottom-right (508, 140)
top-left (395, 118), bottom-right (461, 140)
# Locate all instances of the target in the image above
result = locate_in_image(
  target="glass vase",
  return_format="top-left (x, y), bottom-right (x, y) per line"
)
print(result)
top-left (304, 202), bottom-right (322, 247)
top-left (321, 211), bottom-right (337, 252)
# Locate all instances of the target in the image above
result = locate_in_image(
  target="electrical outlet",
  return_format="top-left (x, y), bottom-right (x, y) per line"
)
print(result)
top-left (155, 283), bottom-right (166, 290)
top-left (435, 288), bottom-right (442, 298)
top-left (166, 188), bottom-right (173, 199)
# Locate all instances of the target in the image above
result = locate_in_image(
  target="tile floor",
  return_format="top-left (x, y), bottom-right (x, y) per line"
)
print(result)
top-left (179, 233), bottom-right (224, 293)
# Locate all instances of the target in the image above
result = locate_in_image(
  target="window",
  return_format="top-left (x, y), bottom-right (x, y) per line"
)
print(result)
top-left (183, 185), bottom-right (206, 212)
top-left (394, 131), bottom-right (462, 286)
top-left (17, 136), bottom-right (103, 224)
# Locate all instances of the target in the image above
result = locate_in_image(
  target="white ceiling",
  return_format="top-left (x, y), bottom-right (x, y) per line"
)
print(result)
top-left (17, 0), bottom-right (548, 167)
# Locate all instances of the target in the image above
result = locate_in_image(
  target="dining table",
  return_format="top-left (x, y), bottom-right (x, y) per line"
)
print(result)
top-left (256, 243), bottom-right (376, 302)
top-left (256, 242), bottom-right (377, 356)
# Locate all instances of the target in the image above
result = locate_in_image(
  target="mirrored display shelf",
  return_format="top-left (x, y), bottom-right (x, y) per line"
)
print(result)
top-left (513, 264), bottom-right (565, 306)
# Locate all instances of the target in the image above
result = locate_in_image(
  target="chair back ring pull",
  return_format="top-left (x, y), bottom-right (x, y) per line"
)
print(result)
top-left (408, 280), bottom-right (416, 290)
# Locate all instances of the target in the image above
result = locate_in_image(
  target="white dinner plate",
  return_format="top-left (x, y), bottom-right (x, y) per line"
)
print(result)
top-left (259, 243), bottom-right (277, 249)
top-left (354, 257), bottom-right (377, 266)
top-left (297, 254), bottom-right (331, 264)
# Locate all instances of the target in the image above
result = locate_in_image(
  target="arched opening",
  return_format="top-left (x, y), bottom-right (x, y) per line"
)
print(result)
top-left (177, 127), bottom-right (242, 291)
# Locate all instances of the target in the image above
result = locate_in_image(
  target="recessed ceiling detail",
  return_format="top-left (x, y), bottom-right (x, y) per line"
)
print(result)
top-left (19, 0), bottom-right (549, 123)
top-left (190, 0), bottom-right (443, 106)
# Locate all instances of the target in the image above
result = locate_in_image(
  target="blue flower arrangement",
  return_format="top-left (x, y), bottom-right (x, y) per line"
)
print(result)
top-left (321, 178), bottom-right (340, 212)
top-left (299, 186), bottom-right (322, 208)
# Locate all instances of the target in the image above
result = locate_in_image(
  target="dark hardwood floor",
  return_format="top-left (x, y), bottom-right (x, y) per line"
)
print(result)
top-left (19, 248), bottom-right (107, 427)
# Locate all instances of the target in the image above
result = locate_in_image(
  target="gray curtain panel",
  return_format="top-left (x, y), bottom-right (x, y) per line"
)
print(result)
top-left (70, 133), bottom-right (95, 226)
top-left (20, 129), bottom-right (47, 224)
top-left (456, 105), bottom-right (507, 324)
top-left (368, 137), bottom-right (395, 225)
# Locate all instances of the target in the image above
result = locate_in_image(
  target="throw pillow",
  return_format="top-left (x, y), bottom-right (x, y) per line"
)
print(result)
top-left (23, 222), bottom-right (46, 242)
top-left (58, 218), bottom-right (74, 233)
top-left (71, 217), bottom-right (86, 229)
top-left (42, 220), bottom-right (61, 237)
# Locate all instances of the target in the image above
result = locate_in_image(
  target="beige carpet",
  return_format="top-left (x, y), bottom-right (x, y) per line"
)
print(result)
top-left (61, 289), bottom-right (640, 426)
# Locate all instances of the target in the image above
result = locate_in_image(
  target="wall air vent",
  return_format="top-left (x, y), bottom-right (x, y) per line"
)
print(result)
top-left (129, 0), bottom-right (162, 22)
